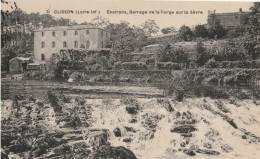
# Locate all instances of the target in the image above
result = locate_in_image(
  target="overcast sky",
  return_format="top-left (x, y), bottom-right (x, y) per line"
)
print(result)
top-left (2, 0), bottom-right (253, 29)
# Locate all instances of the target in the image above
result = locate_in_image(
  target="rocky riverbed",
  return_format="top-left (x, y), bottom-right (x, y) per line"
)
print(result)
top-left (1, 92), bottom-right (260, 159)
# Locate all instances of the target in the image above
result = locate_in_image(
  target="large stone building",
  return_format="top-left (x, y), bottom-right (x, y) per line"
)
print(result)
top-left (207, 8), bottom-right (250, 29)
top-left (33, 25), bottom-right (110, 62)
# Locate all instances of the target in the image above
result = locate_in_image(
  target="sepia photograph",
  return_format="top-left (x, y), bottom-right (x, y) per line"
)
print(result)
top-left (1, 0), bottom-right (260, 158)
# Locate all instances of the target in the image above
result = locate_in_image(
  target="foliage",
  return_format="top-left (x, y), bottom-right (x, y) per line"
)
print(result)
top-left (194, 25), bottom-right (209, 38)
top-left (195, 41), bottom-right (211, 66)
top-left (208, 18), bottom-right (227, 39)
top-left (120, 62), bottom-right (147, 70)
top-left (161, 27), bottom-right (176, 34)
top-left (204, 58), bottom-right (218, 68)
top-left (106, 21), bottom-right (147, 62)
top-left (249, 2), bottom-right (260, 35)
top-left (226, 30), bottom-right (240, 38)
top-left (90, 16), bottom-right (110, 28)
top-left (157, 44), bottom-right (189, 65)
top-left (179, 25), bottom-right (193, 41)
top-left (140, 19), bottom-right (160, 36)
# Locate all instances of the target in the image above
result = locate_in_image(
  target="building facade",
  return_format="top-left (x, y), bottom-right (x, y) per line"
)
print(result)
top-left (207, 8), bottom-right (250, 29)
top-left (33, 25), bottom-right (110, 62)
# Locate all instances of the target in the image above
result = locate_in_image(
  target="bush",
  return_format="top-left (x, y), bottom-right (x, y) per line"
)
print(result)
top-left (201, 85), bottom-right (229, 99)
top-left (174, 85), bottom-right (185, 102)
top-left (47, 91), bottom-right (63, 113)
top-left (120, 62), bottom-right (147, 70)
top-left (204, 58), bottom-right (219, 68)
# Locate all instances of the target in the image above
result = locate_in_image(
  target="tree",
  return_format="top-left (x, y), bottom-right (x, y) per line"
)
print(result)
top-left (161, 27), bottom-right (176, 34)
top-left (194, 25), bottom-right (209, 38)
top-left (106, 21), bottom-right (147, 62)
top-left (179, 25), bottom-right (193, 41)
top-left (195, 41), bottom-right (210, 66)
top-left (208, 13), bottom-right (227, 39)
top-left (249, 2), bottom-right (260, 35)
top-left (140, 19), bottom-right (159, 36)
top-left (90, 16), bottom-right (111, 28)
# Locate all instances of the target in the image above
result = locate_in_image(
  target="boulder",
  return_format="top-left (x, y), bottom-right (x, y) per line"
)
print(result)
top-left (183, 149), bottom-right (196, 156)
top-left (139, 131), bottom-right (155, 141)
top-left (196, 149), bottom-right (220, 155)
top-left (123, 138), bottom-right (132, 143)
top-left (170, 125), bottom-right (197, 133)
top-left (113, 127), bottom-right (121, 137)
top-left (88, 146), bottom-right (137, 159)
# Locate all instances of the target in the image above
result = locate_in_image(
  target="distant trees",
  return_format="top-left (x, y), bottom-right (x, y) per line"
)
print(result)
top-left (179, 25), bottom-right (193, 41)
top-left (161, 27), bottom-right (176, 34)
top-left (157, 44), bottom-right (189, 64)
top-left (195, 41), bottom-right (210, 66)
top-left (140, 19), bottom-right (160, 36)
top-left (194, 25), bottom-right (209, 38)
top-left (90, 16), bottom-right (111, 28)
top-left (106, 21), bottom-right (148, 62)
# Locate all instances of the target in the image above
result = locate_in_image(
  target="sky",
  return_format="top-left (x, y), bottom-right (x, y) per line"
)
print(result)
top-left (2, 0), bottom-right (254, 29)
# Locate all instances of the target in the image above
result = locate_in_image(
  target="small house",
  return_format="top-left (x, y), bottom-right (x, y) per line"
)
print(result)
top-left (9, 57), bottom-right (31, 74)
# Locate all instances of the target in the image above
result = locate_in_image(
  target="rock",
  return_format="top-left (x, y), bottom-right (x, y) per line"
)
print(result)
top-left (221, 144), bottom-right (233, 153)
top-left (87, 131), bottom-right (109, 149)
top-left (88, 146), bottom-right (137, 159)
top-left (124, 126), bottom-right (137, 133)
top-left (180, 142), bottom-right (186, 147)
top-left (189, 145), bottom-right (199, 151)
top-left (196, 149), bottom-right (220, 155)
top-left (170, 125), bottom-right (197, 134)
top-left (123, 138), bottom-right (132, 143)
top-left (113, 127), bottom-right (121, 137)
top-left (180, 133), bottom-right (192, 137)
top-left (128, 118), bottom-right (138, 123)
top-left (166, 148), bottom-right (177, 153)
top-left (162, 100), bottom-right (174, 112)
top-left (183, 149), bottom-right (196, 156)
top-left (144, 117), bottom-right (157, 129)
top-left (242, 135), bottom-right (247, 139)
top-left (139, 131), bottom-right (154, 141)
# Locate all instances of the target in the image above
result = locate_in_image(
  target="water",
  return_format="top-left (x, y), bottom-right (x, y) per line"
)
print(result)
top-left (1, 79), bottom-right (166, 100)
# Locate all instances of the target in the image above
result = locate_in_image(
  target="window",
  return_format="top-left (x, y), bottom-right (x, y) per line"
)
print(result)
top-left (52, 41), bottom-right (55, 48)
top-left (63, 31), bottom-right (67, 36)
top-left (75, 30), bottom-right (78, 35)
top-left (41, 54), bottom-right (45, 61)
top-left (63, 41), bottom-right (67, 48)
top-left (41, 42), bottom-right (45, 48)
top-left (52, 32), bottom-right (55, 36)
top-left (42, 32), bottom-right (45, 36)
top-left (74, 41), bottom-right (78, 48)
top-left (86, 30), bottom-right (89, 35)
top-left (101, 41), bottom-right (104, 48)
top-left (101, 31), bottom-right (103, 37)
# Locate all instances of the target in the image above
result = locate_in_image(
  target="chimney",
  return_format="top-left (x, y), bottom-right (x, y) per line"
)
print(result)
top-left (239, 8), bottom-right (242, 13)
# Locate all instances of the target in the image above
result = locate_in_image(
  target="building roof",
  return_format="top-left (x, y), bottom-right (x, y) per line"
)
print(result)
top-left (209, 12), bottom-right (251, 16)
top-left (34, 24), bottom-right (109, 32)
top-left (10, 57), bottom-right (30, 62)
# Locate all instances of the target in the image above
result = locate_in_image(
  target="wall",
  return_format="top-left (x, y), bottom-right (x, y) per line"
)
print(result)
top-left (207, 12), bottom-right (250, 28)
top-left (34, 27), bottom-right (110, 62)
